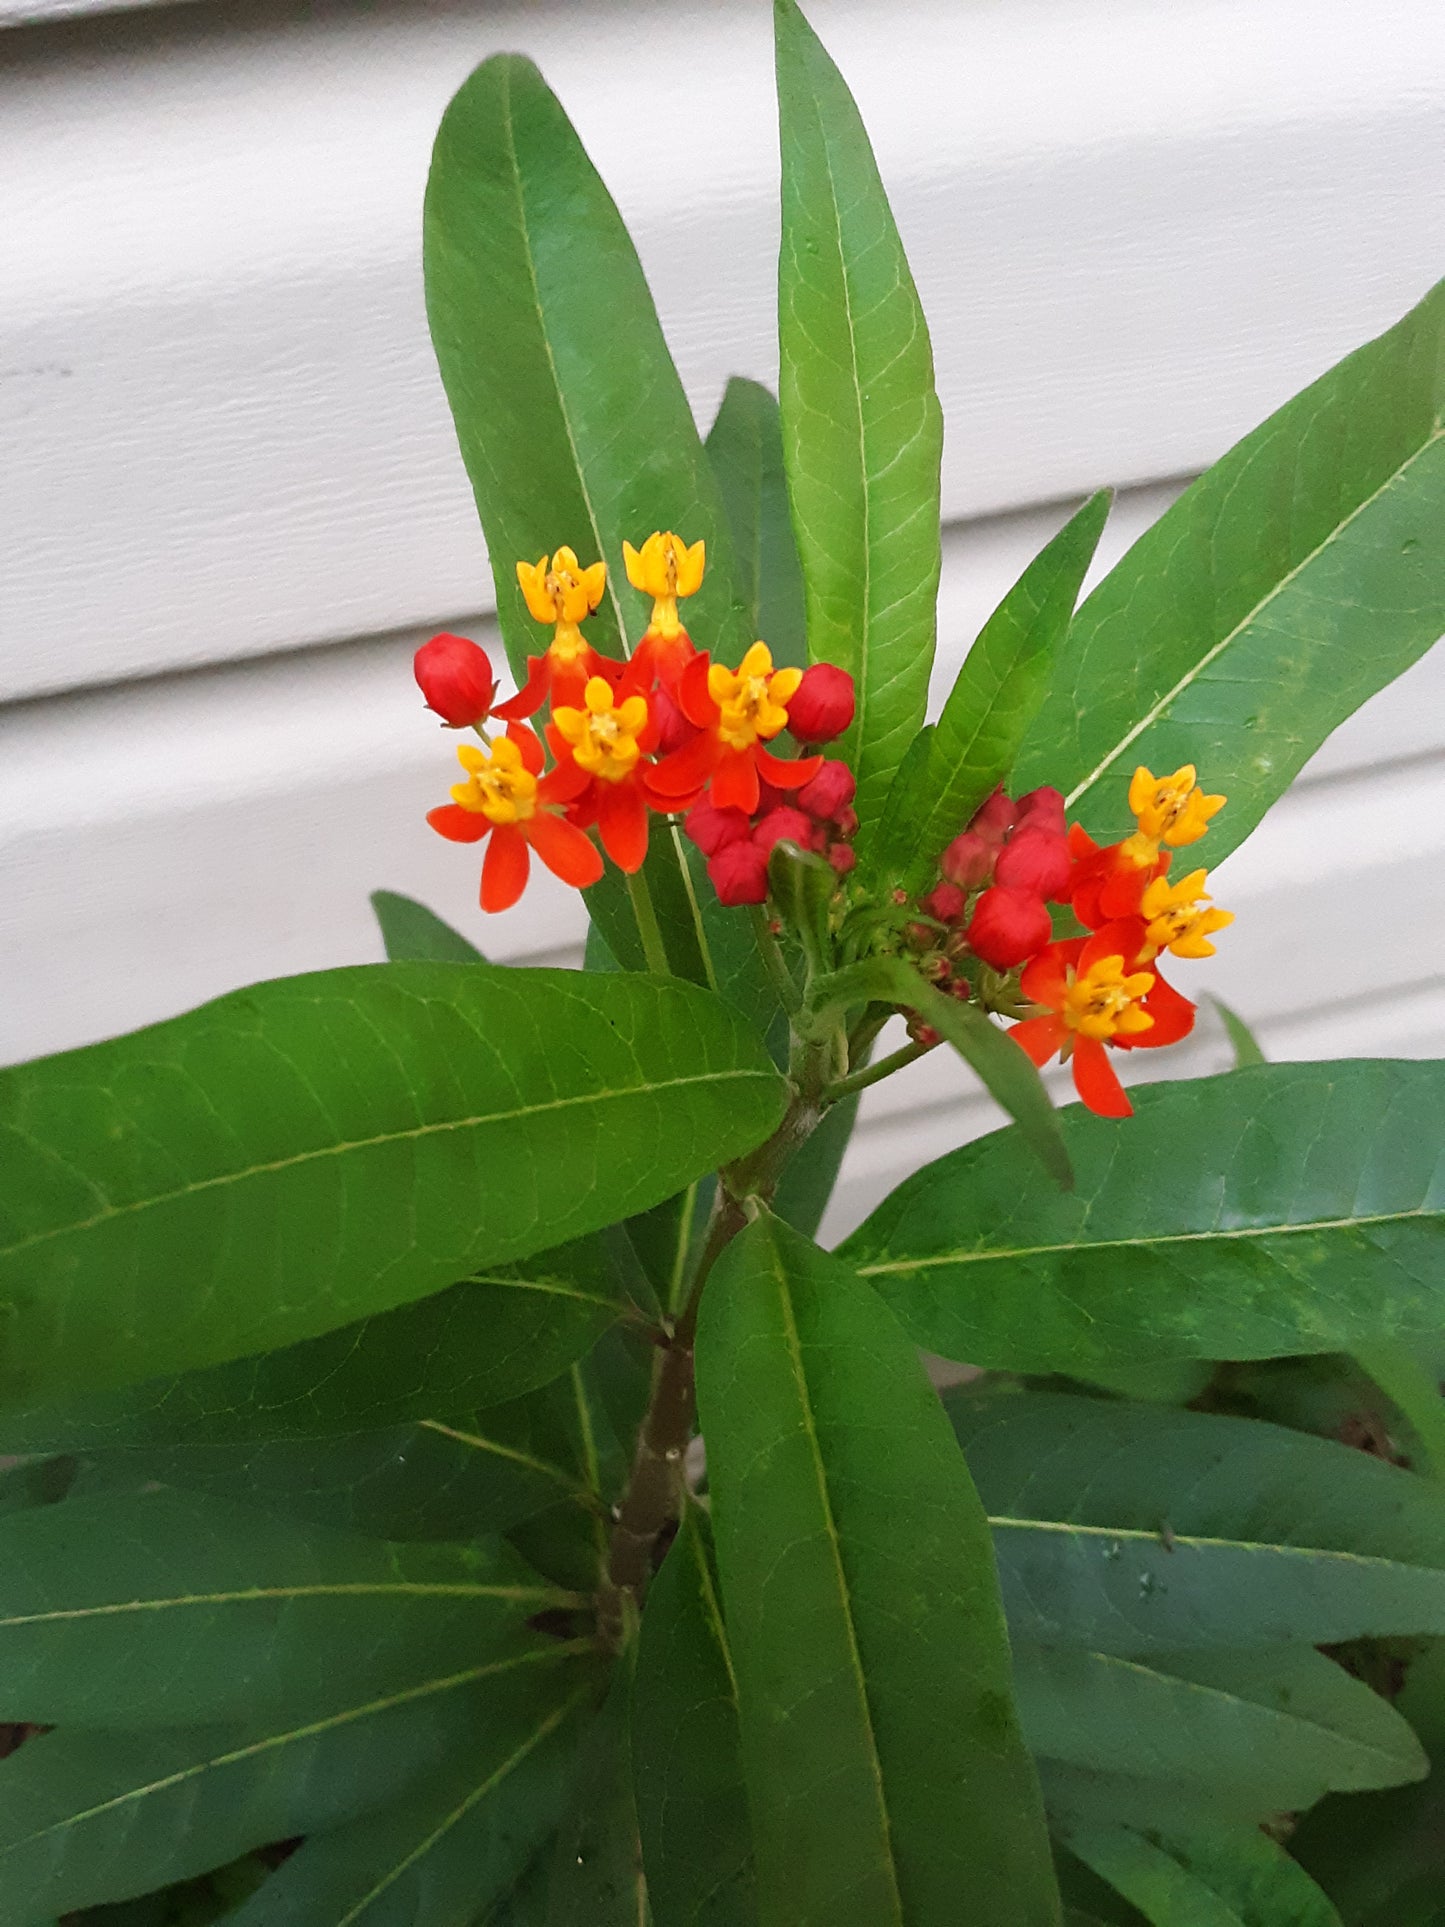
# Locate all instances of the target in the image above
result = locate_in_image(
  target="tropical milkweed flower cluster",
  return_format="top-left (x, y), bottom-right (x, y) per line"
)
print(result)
top-left (414, 534), bottom-right (853, 912)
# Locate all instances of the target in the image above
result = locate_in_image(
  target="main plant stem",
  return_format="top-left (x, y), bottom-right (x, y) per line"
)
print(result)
top-left (597, 1021), bottom-right (838, 1648)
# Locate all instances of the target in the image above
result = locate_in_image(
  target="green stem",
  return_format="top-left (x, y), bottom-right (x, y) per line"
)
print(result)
top-left (824, 1037), bottom-right (933, 1103)
top-left (749, 903), bottom-right (801, 1012)
top-left (626, 868), bottom-right (670, 976)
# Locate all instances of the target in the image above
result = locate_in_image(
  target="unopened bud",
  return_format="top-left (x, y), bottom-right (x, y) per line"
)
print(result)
top-left (753, 806), bottom-right (822, 855)
top-left (906, 1016), bottom-right (942, 1049)
top-left (684, 801), bottom-right (752, 857)
top-left (414, 633), bottom-right (496, 728)
top-left (795, 759), bottom-right (856, 821)
top-left (1014, 785), bottom-right (1066, 832)
top-left (940, 831), bottom-right (994, 891)
top-left (826, 842), bottom-right (857, 875)
top-left (787, 664), bottom-right (856, 744)
top-left (994, 826), bottom-right (1072, 901)
top-left (707, 840), bottom-right (770, 906)
top-left (967, 788), bottom-right (1016, 845)
top-left (966, 886), bottom-right (1052, 970)
top-left (921, 881), bottom-right (967, 924)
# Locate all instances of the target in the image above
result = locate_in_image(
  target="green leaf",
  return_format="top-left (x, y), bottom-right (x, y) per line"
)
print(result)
top-left (0, 1488), bottom-right (573, 1728)
top-left (774, 0), bottom-right (945, 830)
top-left (1212, 998), bottom-right (1266, 1069)
top-left (814, 957), bottom-right (1069, 1186)
top-left (1063, 1824), bottom-right (1344, 1927)
top-left (695, 1212), bottom-right (1059, 1927)
top-left (0, 1237), bottom-right (628, 1457)
top-left (772, 1088), bottom-right (858, 1239)
top-left (545, 1661), bottom-right (649, 1925)
top-left (948, 1387), bottom-right (1445, 1653)
top-left (222, 1670), bottom-right (591, 1926)
top-left (1016, 1645), bottom-right (1424, 1816)
top-left (633, 1510), bottom-right (756, 1927)
top-left (0, 1656), bottom-right (584, 1920)
top-left (370, 891), bottom-right (486, 965)
top-left (424, 52), bottom-right (750, 677)
top-left (870, 491), bottom-right (1112, 895)
top-left (706, 378), bottom-right (808, 671)
top-left (0, 964), bottom-right (786, 1407)
top-left (843, 1061), bottom-right (1445, 1374)
top-left (1014, 278), bottom-right (1445, 864)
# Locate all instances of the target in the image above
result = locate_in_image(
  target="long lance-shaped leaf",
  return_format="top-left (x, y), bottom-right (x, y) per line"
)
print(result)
top-left (633, 1510), bottom-right (757, 1927)
top-left (223, 1671), bottom-right (591, 1926)
top-left (425, 53), bottom-right (750, 676)
top-left (1014, 278), bottom-right (1445, 862)
top-left (0, 1237), bottom-right (629, 1457)
top-left (707, 377), bottom-right (809, 673)
top-left (869, 491), bottom-right (1111, 896)
top-left (0, 1488), bottom-right (571, 1728)
top-left (371, 890), bottom-right (487, 964)
top-left (0, 963), bottom-right (786, 1407)
top-left (842, 1061), bottom-right (1445, 1374)
top-left (0, 1651), bottom-right (593, 1921)
top-left (775, 0), bottom-right (944, 832)
top-left (1015, 1645), bottom-right (1424, 1818)
top-left (1062, 1824), bottom-right (1345, 1927)
top-left (696, 1213), bottom-right (1060, 1927)
top-left (949, 1387), bottom-right (1445, 1653)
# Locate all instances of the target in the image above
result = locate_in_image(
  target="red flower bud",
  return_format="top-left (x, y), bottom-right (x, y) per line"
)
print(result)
top-left (753, 806), bottom-right (822, 855)
top-left (787, 664), bottom-right (856, 744)
top-left (994, 826), bottom-right (1073, 901)
top-left (967, 788), bottom-right (1016, 844)
top-left (651, 684), bottom-right (695, 755)
top-left (708, 840), bottom-right (770, 906)
top-left (906, 1016), bottom-right (941, 1049)
top-left (966, 886), bottom-right (1052, 970)
top-left (684, 801), bottom-right (752, 857)
top-left (827, 841), bottom-right (857, 875)
top-left (1014, 785), bottom-right (1065, 832)
top-left (414, 633), bottom-right (496, 728)
top-left (921, 881), bottom-right (967, 924)
top-left (940, 831), bottom-right (994, 891)
top-left (795, 759), bottom-right (857, 821)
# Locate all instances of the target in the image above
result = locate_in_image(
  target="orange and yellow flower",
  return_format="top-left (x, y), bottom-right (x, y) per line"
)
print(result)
top-left (624, 530), bottom-right (706, 688)
top-left (1010, 921), bottom-right (1196, 1117)
top-left (495, 547), bottom-right (613, 721)
top-left (1070, 764), bottom-right (1229, 928)
top-left (426, 723), bottom-right (602, 912)
top-left (646, 641), bottom-right (821, 815)
top-left (546, 668), bottom-right (661, 874)
top-left (1137, 869), bottom-right (1233, 961)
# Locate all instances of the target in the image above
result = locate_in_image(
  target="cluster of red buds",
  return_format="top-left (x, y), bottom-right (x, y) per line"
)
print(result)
top-left (412, 535), bottom-right (854, 913)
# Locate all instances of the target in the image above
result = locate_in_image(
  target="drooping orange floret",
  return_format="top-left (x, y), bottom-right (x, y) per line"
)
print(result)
top-left (495, 547), bottom-right (612, 721)
top-left (623, 530), bottom-right (706, 688)
top-left (646, 642), bottom-right (822, 815)
top-left (426, 723), bottom-right (602, 911)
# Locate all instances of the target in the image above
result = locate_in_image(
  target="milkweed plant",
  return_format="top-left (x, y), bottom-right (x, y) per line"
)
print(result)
top-left (2, 4), bottom-right (1444, 1922)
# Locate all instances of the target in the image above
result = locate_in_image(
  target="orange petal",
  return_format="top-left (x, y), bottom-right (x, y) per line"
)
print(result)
top-left (1010, 1013), bottom-right (1068, 1067)
top-left (527, 811), bottom-right (604, 891)
top-left (711, 747), bottom-right (760, 815)
top-left (492, 656), bottom-right (551, 722)
top-left (1132, 971), bottom-right (1196, 1049)
top-left (1072, 1036), bottom-right (1132, 1117)
top-left (1080, 919), bottom-right (1150, 974)
top-left (598, 778), bottom-right (650, 874)
top-left (648, 730), bottom-right (721, 798)
top-left (755, 744), bottom-right (823, 789)
top-left (427, 804), bottom-right (491, 845)
top-left (1020, 939), bottom-right (1082, 1008)
top-left (507, 721), bottom-right (546, 776)
top-left (678, 651), bottom-right (719, 729)
top-left (481, 824), bottom-right (530, 911)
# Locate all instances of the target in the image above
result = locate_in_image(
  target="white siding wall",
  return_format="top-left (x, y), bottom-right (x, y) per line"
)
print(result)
top-left (3, 0), bottom-right (1443, 1241)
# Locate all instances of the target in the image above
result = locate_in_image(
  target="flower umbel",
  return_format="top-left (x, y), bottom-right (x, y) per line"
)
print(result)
top-left (426, 724), bottom-right (602, 912)
top-left (1139, 869), bottom-right (1234, 961)
top-left (647, 641), bottom-right (823, 814)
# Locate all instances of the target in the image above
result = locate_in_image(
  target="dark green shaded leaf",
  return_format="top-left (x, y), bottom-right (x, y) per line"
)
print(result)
top-left (633, 1511), bottom-right (756, 1926)
top-left (545, 1661), bottom-right (648, 1924)
top-left (844, 1062), bottom-right (1445, 1374)
top-left (1014, 279), bottom-right (1445, 865)
top-left (1063, 1823), bottom-right (1344, 1927)
top-left (370, 891), bottom-right (486, 964)
top-left (0, 964), bottom-right (786, 1407)
top-left (0, 1488), bottom-right (568, 1728)
top-left (0, 1655), bottom-right (582, 1920)
top-left (775, 0), bottom-right (944, 829)
top-left (773, 1088), bottom-right (858, 1239)
top-left (0, 1239), bottom-right (631, 1455)
top-left (224, 1669), bottom-right (591, 1925)
top-left (948, 1387), bottom-right (1445, 1652)
top-left (870, 491), bottom-right (1111, 894)
top-left (424, 53), bottom-right (750, 677)
top-left (706, 378), bottom-right (808, 671)
top-left (696, 1212), bottom-right (1059, 1927)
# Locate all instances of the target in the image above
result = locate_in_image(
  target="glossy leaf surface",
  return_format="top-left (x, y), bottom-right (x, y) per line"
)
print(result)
top-left (1064, 1824), bottom-right (1344, 1927)
top-left (775, 0), bottom-right (944, 829)
top-left (1015, 278), bottom-right (1445, 863)
top-left (870, 490), bottom-right (1110, 894)
top-left (371, 890), bottom-right (486, 964)
top-left (950, 1387), bottom-right (1445, 1651)
top-left (0, 964), bottom-right (785, 1406)
top-left (224, 1669), bottom-right (591, 1925)
top-left (545, 1662), bottom-right (649, 1924)
top-left (844, 1062), bottom-right (1445, 1373)
top-left (425, 53), bottom-right (749, 676)
top-left (696, 1213), bottom-right (1059, 1926)
top-left (706, 377), bottom-right (808, 671)
top-left (633, 1510), bottom-right (756, 1927)
top-left (0, 1488), bottom-right (568, 1727)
